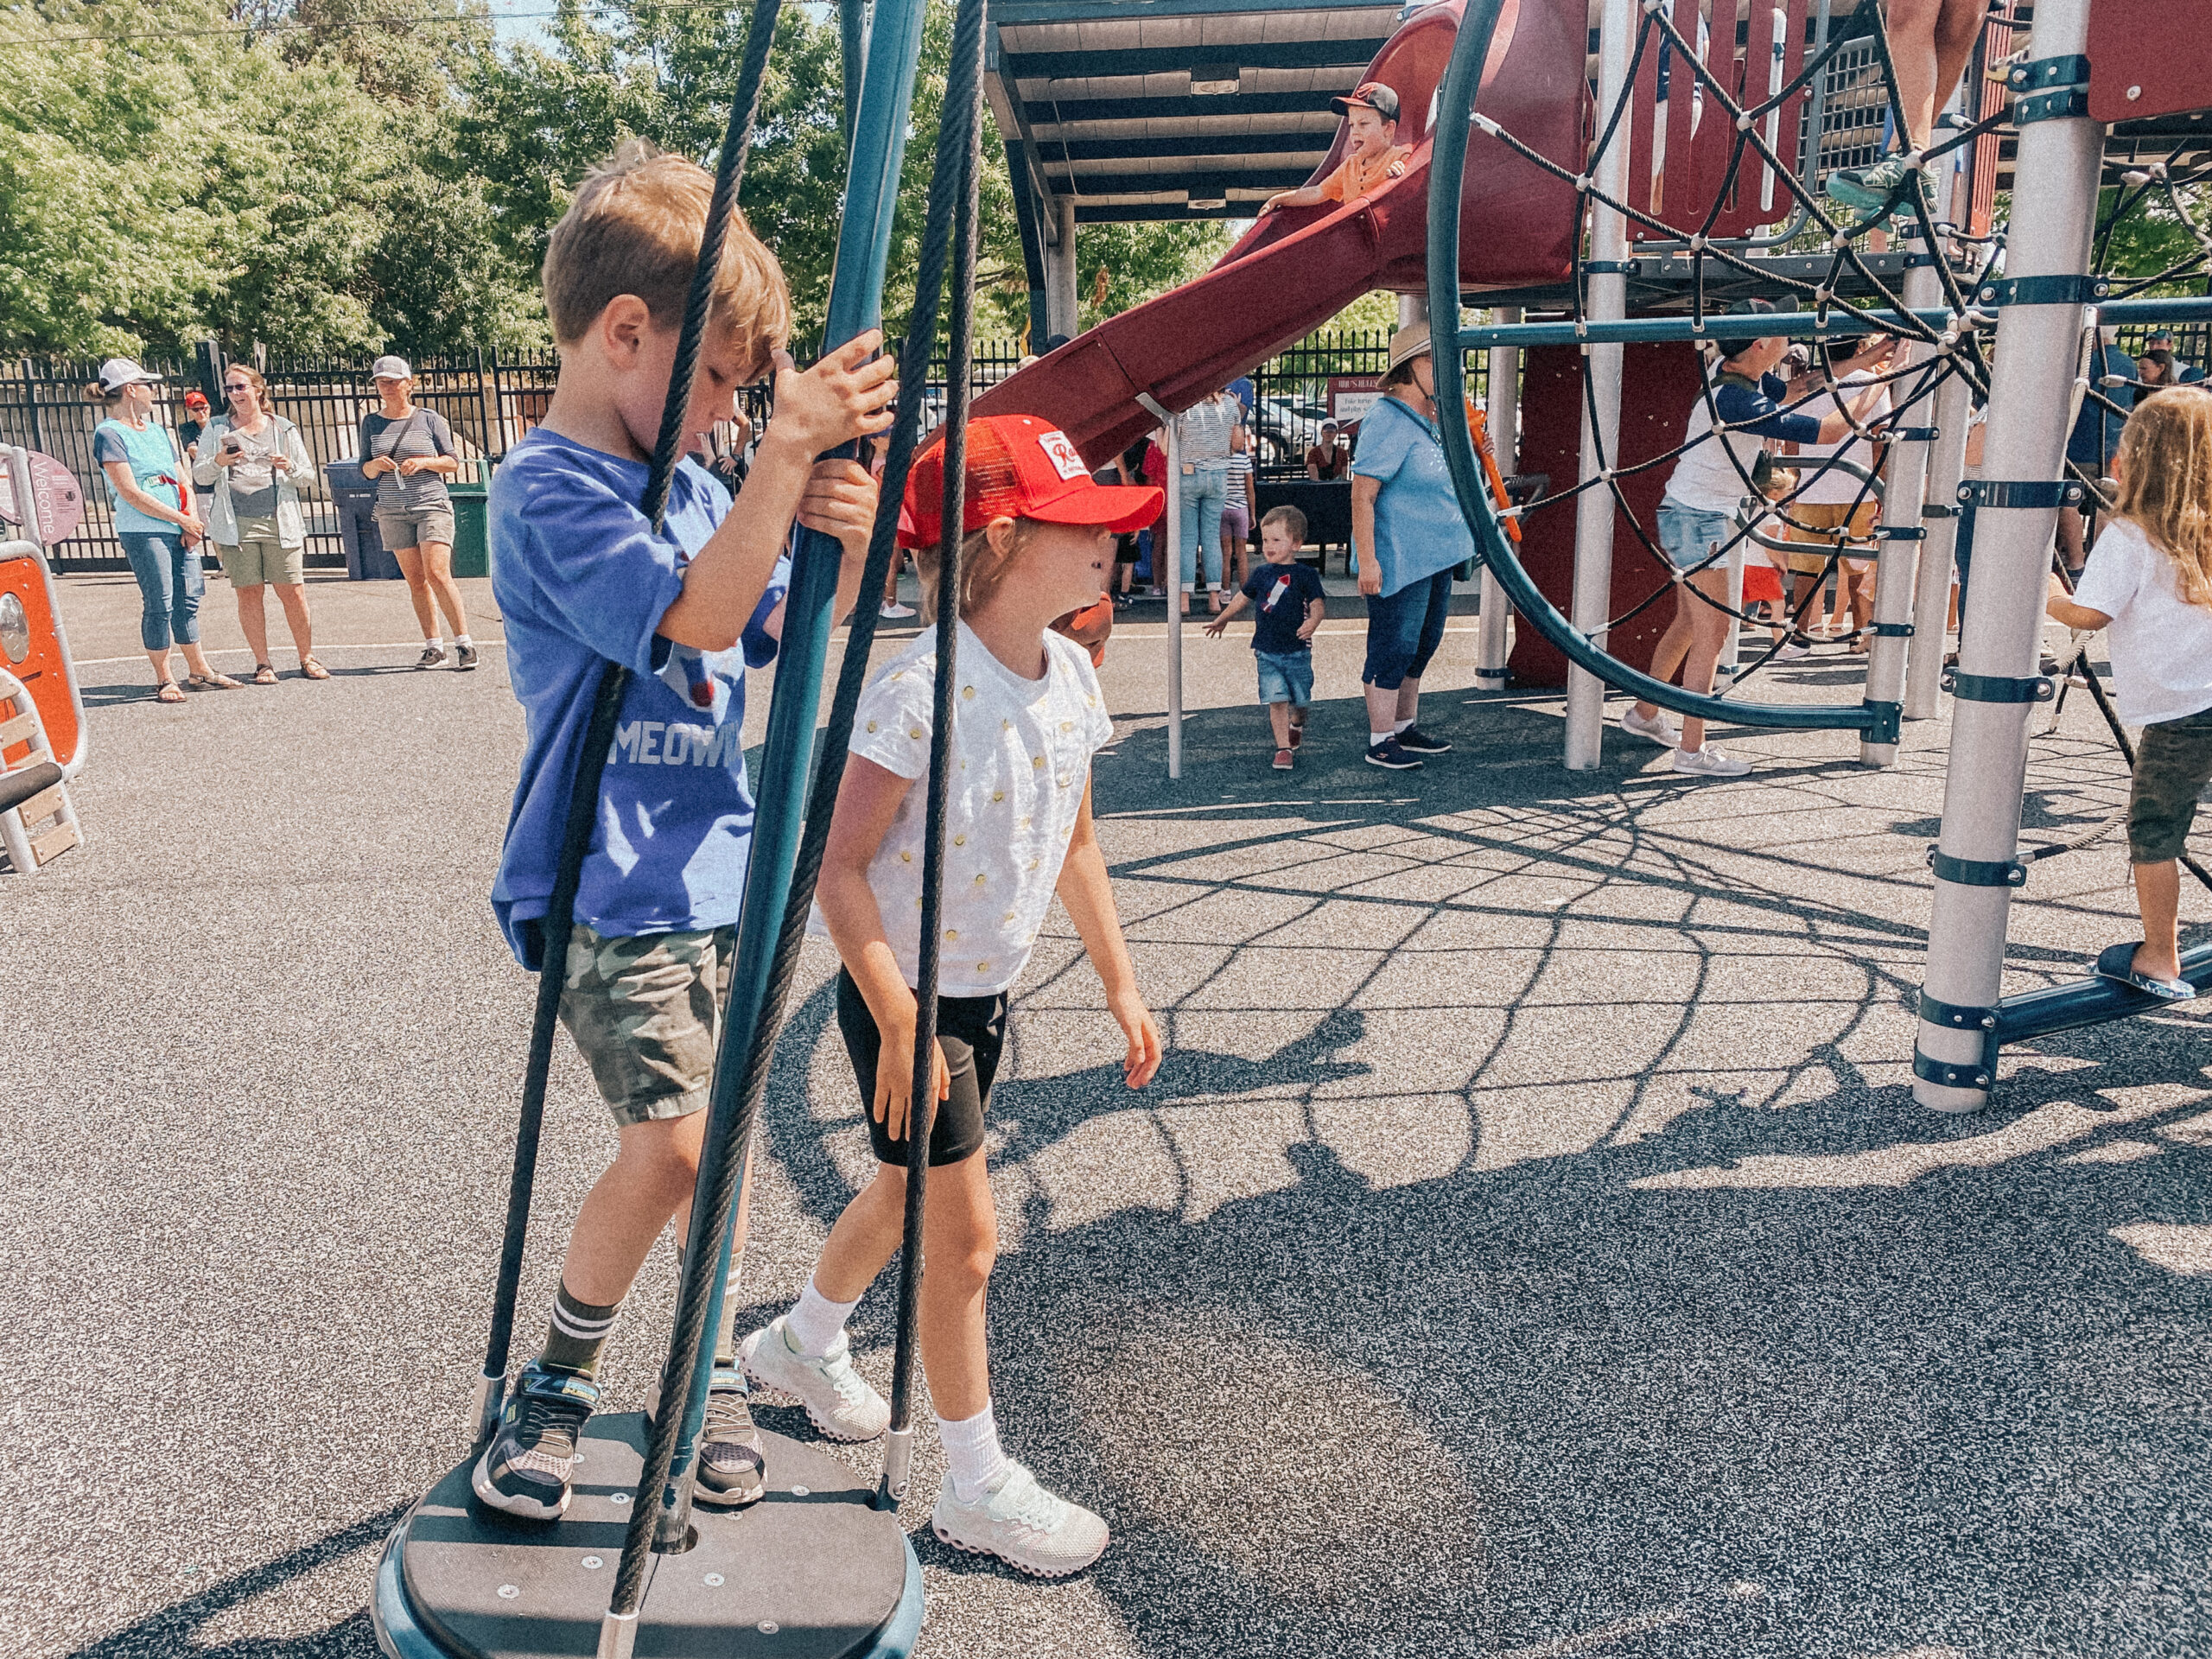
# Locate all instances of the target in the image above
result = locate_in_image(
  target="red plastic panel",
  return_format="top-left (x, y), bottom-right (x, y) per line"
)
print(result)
top-left (0, 547), bottom-right (80, 772)
top-left (2088, 0), bottom-right (2212, 122)
top-left (1624, 1), bottom-right (1807, 242)
top-left (1965, 0), bottom-right (2021, 239)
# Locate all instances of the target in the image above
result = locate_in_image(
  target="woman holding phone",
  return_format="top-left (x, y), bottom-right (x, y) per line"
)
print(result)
top-left (86, 359), bottom-right (240, 702)
top-left (195, 365), bottom-right (327, 683)
top-left (360, 355), bottom-right (474, 670)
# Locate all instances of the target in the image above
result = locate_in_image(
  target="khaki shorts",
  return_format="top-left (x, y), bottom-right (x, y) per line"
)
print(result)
top-left (2129, 704), bottom-right (2212, 864)
top-left (1784, 500), bottom-right (1878, 575)
top-left (376, 506), bottom-right (456, 550)
top-left (219, 520), bottom-right (305, 588)
top-left (558, 924), bottom-right (735, 1127)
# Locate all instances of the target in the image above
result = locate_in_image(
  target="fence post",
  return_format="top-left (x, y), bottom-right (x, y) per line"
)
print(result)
top-left (474, 346), bottom-right (497, 463)
top-left (20, 360), bottom-right (48, 456)
top-left (196, 340), bottom-right (226, 408)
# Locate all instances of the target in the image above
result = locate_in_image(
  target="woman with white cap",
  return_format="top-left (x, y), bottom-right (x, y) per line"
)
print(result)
top-left (86, 358), bottom-right (241, 702)
top-left (359, 355), bottom-right (474, 670)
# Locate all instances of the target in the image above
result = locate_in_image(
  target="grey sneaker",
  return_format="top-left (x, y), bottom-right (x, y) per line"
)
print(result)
top-left (930, 1461), bottom-right (1109, 1578)
top-left (1826, 155), bottom-right (1934, 219)
top-left (1619, 706), bottom-right (1681, 747)
top-left (416, 642), bottom-right (448, 669)
top-left (642, 1365), bottom-right (766, 1509)
top-left (737, 1318), bottom-right (888, 1442)
top-left (1671, 744), bottom-right (1752, 777)
top-left (471, 1363), bottom-right (599, 1521)
top-left (454, 641), bottom-right (480, 671)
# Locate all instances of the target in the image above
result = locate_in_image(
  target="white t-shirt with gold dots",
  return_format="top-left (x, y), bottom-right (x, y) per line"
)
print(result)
top-left (817, 620), bottom-right (1113, 996)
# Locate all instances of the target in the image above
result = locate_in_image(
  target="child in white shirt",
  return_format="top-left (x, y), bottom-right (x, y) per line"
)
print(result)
top-left (742, 414), bottom-right (1166, 1575)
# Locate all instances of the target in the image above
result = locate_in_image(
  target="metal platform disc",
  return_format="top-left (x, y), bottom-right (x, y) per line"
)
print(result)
top-left (387, 1413), bottom-right (912, 1659)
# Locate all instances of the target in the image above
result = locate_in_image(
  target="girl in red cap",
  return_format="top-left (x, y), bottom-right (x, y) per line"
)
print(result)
top-left (741, 414), bottom-right (1164, 1578)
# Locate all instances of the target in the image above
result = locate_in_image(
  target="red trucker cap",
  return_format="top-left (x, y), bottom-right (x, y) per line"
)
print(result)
top-left (899, 414), bottom-right (1163, 550)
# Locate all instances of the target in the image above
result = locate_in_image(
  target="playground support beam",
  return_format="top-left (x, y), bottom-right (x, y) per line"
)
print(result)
top-left (1564, 0), bottom-right (1635, 772)
top-left (1905, 359), bottom-right (1974, 720)
top-left (1047, 197), bottom-right (1079, 341)
top-left (1137, 392), bottom-right (1184, 779)
top-left (1913, 0), bottom-right (2100, 1113)
top-left (1859, 251), bottom-right (1940, 766)
top-left (1478, 308), bottom-right (1519, 690)
top-left (1451, 296), bottom-right (2212, 353)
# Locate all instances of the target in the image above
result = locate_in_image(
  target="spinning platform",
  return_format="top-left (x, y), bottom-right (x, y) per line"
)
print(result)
top-left (373, 1414), bottom-right (922, 1659)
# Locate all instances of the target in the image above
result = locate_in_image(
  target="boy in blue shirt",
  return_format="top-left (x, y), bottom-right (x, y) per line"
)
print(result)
top-left (1205, 505), bottom-right (1326, 768)
top-left (475, 139), bottom-right (897, 1520)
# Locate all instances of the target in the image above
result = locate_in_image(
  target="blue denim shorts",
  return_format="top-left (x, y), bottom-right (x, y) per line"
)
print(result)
top-left (1656, 502), bottom-right (1736, 571)
top-left (1254, 648), bottom-right (1314, 708)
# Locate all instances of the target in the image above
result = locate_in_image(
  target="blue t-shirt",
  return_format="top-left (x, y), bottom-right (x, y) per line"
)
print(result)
top-left (489, 427), bottom-right (788, 969)
top-left (92, 417), bottom-right (188, 535)
top-left (1351, 394), bottom-right (1475, 597)
top-left (1241, 560), bottom-right (1326, 655)
top-left (2068, 345), bottom-right (2137, 464)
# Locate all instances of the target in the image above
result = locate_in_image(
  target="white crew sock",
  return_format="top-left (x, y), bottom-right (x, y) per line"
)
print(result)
top-left (425, 634), bottom-right (441, 647)
top-left (938, 1401), bottom-right (1009, 1503)
top-left (1369, 729), bottom-right (1393, 747)
top-left (785, 1276), bottom-right (861, 1357)
top-left (1392, 716), bottom-right (1414, 734)
top-left (454, 632), bottom-right (474, 649)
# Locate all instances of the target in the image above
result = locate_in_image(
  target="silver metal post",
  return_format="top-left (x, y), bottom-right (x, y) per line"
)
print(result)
top-left (1717, 537), bottom-right (1745, 683)
top-left (1478, 310), bottom-right (1520, 689)
top-left (469, 1370), bottom-right (505, 1446)
top-left (1861, 253), bottom-right (1943, 765)
top-left (1914, 0), bottom-right (2100, 1111)
top-left (1136, 393), bottom-right (1182, 779)
top-left (5, 447), bottom-right (42, 543)
top-left (1564, 0), bottom-right (1634, 769)
top-left (1905, 363), bottom-right (1974, 718)
top-left (597, 1610), bottom-right (639, 1659)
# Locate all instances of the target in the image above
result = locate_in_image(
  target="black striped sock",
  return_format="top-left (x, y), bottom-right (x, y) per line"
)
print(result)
top-left (541, 1282), bottom-right (623, 1380)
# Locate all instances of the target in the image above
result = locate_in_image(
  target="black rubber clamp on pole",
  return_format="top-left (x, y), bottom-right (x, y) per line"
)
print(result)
top-left (2008, 52), bottom-right (2091, 92)
top-left (1877, 524), bottom-right (1927, 540)
top-left (1921, 502), bottom-right (1958, 519)
top-left (1958, 477), bottom-right (2085, 509)
top-left (1885, 426), bottom-right (1940, 442)
top-left (2012, 86), bottom-right (2090, 124)
top-left (1582, 259), bottom-right (1637, 274)
top-left (1942, 668), bottom-right (2056, 702)
top-left (1916, 990), bottom-right (2002, 1079)
top-left (1928, 846), bottom-right (2028, 887)
top-left (1870, 621), bottom-right (1915, 637)
top-left (1913, 1047), bottom-right (1994, 1090)
top-left (1972, 275), bottom-right (2110, 308)
top-left (1860, 698), bottom-right (1903, 745)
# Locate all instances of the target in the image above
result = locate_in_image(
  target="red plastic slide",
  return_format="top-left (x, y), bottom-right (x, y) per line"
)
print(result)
top-left (971, 0), bottom-right (1587, 467)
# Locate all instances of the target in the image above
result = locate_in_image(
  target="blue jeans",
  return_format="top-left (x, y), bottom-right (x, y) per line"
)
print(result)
top-left (1255, 648), bottom-right (1314, 708)
top-left (1363, 569), bottom-right (1454, 690)
top-left (1656, 502), bottom-right (1735, 571)
top-left (1177, 462), bottom-right (1229, 588)
top-left (120, 531), bottom-right (204, 652)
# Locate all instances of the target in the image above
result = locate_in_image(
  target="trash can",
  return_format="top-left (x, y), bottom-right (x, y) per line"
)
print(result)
top-left (327, 459), bottom-right (402, 580)
top-left (448, 458), bottom-right (492, 579)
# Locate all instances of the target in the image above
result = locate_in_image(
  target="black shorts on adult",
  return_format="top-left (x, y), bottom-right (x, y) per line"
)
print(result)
top-left (836, 968), bottom-right (1007, 1168)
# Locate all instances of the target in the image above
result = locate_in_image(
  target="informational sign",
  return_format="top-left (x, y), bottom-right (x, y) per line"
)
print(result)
top-left (1328, 374), bottom-right (1382, 427)
top-left (0, 451), bottom-right (86, 547)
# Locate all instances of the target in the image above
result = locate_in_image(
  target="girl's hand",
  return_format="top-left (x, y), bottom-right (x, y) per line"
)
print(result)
top-left (796, 458), bottom-right (881, 556)
top-left (769, 334), bottom-right (899, 458)
top-left (178, 511), bottom-right (205, 537)
top-left (874, 1022), bottom-right (951, 1142)
top-left (1109, 991), bottom-right (1162, 1089)
top-left (1201, 613), bottom-right (1228, 638)
top-left (270, 454), bottom-right (291, 474)
top-left (1357, 558), bottom-right (1382, 596)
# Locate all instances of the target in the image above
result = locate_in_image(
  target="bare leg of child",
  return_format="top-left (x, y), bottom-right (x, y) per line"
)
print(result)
top-left (2133, 860), bottom-right (2183, 982)
top-left (1269, 701), bottom-right (1294, 749)
top-left (1629, 582), bottom-right (1698, 726)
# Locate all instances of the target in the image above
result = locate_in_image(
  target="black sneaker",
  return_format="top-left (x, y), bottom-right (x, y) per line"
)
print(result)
top-left (416, 643), bottom-right (448, 669)
top-left (1393, 724), bottom-right (1452, 754)
top-left (454, 642), bottom-right (480, 672)
top-left (473, 1363), bottom-right (599, 1520)
top-left (1364, 736), bottom-right (1423, 770)
top-left (643, 1365), bottom-right (767, 1509)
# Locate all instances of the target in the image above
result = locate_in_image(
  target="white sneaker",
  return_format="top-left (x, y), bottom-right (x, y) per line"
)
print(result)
top-left (879, 601), bottom-right (916, 620)
top-left (1672, 745), bottom-right (1751, 777)
top-left (930, 1460), bottom-right (1108, 1578)
top-left (1619, 706), bottom-right (1680, 747)
top-left (737, 1318), bottom-right (888, 1441)
top-left (1773, 642), bottom-right (1810, 661)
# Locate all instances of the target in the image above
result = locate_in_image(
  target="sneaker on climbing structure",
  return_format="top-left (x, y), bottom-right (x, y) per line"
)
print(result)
top-left (1824, 155), bottom-right (1935, 219)
top-left (472, 1363), bottom-right (600, 1521)
top-left (931, 1460), bottom-right (1109, 1578)
top-left (739, 1317), bottom-right (889, 1442)
top-left (642, 1365), bottom-right (767, 1509)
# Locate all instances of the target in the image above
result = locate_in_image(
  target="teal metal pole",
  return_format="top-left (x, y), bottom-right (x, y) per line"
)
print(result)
top-left (839, 0), bottom-right (868, 150)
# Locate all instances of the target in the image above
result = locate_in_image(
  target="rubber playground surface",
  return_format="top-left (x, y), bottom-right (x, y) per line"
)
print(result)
top-left (7, 572), bottom-right (2209, 1658)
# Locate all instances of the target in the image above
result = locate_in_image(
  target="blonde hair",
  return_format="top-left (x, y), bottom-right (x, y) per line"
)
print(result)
top-left (542, 138), bottom-right (791, 378)
top-left (914, 519), bottom-right (1038, 625)
top-left (2112, 385), bottom-right (2212, 611)
top-left (223, 365), bottom-right (272, 417)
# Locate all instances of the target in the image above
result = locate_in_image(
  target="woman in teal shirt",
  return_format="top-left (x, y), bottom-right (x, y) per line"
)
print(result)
top-left (87, 359), bottom-right (241, 701)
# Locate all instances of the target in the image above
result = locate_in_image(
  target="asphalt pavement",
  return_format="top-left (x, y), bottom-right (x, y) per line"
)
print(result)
top-left (4, 569), bottom-right (2208, 1659)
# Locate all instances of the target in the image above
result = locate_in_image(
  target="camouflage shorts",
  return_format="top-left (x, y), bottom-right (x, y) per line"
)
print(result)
top-left (2130, 704), bottom-right (2212, 865)
top-left (558, 924), bottom-right (736, 1127)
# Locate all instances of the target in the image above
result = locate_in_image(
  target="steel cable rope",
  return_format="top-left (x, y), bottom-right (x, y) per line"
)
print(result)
top-left (594, 0), bottom-right (990, 1593)
top-left (471, 0), bottom-right (782, 1450)
top-left (1430, 0), bottom-right (1890, 739)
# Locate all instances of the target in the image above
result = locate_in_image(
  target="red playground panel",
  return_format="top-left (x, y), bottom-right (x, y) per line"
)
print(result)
top-left (2087, 0), bottom-right (2212, 122)
top-left (0, 542), bottom-right (82, 776)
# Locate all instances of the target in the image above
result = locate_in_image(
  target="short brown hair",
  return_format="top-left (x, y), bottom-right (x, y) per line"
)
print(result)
top-left (542, 139), bottom-right (791, 378)
top-left (1260, 504), bottom-right (1307, 543)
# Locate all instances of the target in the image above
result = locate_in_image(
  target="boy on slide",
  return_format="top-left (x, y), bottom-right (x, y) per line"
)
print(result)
top-left (474, 140), bottom-right (897, 1520)
top-left (1260, 81), bottom-right (1410, 213)
top-left (741, 415), bottom-right (1165, 1577)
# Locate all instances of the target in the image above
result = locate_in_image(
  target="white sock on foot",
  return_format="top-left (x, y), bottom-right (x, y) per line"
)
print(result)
top-left (454, 632), bottom-right (474, 649)
top-left (1392, 716), bottom-right (1414, 734)
top-left (938, 1402), bottom-right (1008, 1503)
top-left (785, 1277), bottom-right (861, 1357)
top-left (1369, 729), bottom-right (1392, 747)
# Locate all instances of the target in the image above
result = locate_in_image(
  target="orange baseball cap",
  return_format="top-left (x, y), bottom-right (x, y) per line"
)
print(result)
top-left (899, 414), bottom-right (1163, 550)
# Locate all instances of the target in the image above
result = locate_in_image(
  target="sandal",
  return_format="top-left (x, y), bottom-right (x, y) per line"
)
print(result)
top-left (155, 680), bottom-right (186, 704)
top-left (187, 672), bottom-right (244, 691)
top-left (2094, 942), bottom-right (2197, 1002)
top-left (252, 663), bottom-right (277, 685)
top-left (299, 657), bottom-right (330, 681)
